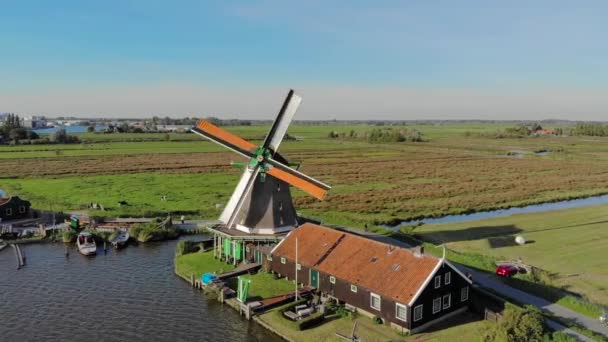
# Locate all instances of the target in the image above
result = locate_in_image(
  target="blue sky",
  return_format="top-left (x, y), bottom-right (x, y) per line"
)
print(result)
top-left (1, 0), bottom-right (607, 119)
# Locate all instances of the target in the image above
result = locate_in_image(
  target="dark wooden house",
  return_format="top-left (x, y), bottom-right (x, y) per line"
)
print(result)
top-left (268, 223), bottom-right (472, 333)
top-left (0, 196), bottom-right (31, 221)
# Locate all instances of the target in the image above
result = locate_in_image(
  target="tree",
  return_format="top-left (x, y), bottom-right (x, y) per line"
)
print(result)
top-left (87, 126), bottom-right (95, 133)
top-left (485, 305), bottom-right (546, 342)
top-left (53, 128), bottom-right (68, 143)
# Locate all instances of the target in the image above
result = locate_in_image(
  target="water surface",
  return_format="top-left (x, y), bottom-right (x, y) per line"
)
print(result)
top-left (0, 238), bottom-right (280, 342)
top-left (391, 194), bottom-right (608, 228)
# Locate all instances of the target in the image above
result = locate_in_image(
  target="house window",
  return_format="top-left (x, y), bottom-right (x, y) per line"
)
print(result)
top-left (370, 293), bottom-right (381, 311)
top-left (432, 297), bottom-right (441, 314)
top-left (281, 257), bottom-right (286, 264)
top-left (445, 272), bottom-right (451, 285)
top-left (443, 294), bottom-right (451, 309)
top-left (296, 263), bottom-right (301, 270)
top-left (19, 206), bottom-right (26, 214)
top-left (5, 208), bottom-right (12, 216)
top-left (329, 276), bottom-right (336, 284)
top-left (267, 254), bottom-right (272, 261)
top-left (395, 303), bottom-right (407, 322)
top-left (413, 304), bottom-right (423, 322)
top-left (461, 286), bottom-right (469, 302)
top-left (434, 275), bottom-right (441, 289)
top-left (350, 284), bottom-right (357, 293)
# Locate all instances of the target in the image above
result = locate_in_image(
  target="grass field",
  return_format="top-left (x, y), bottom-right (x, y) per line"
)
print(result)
top-left (416, 203), bottom-right (608, 306)
top-left (175, 251), bottom-right (297, 300)
top-left (3, 124), bottom-right (608, 228)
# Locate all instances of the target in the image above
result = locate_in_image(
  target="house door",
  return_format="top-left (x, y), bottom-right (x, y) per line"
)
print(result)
top-left (310, 269), bottom-right (319, 288)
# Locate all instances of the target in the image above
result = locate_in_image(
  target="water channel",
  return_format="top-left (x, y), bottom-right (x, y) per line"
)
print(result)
top-left (390, 194), bottom-right (608, 228)
top-left (0, 237), bottom-right (280, 342)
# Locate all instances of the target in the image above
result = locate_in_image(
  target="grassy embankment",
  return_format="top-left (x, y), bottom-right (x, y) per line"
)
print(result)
top-left (414, 203), bottom-right (608, 316)
top-left (174, 251), bottom-right (294, 300)
top-left (3, 123), bottom-right (608, 227)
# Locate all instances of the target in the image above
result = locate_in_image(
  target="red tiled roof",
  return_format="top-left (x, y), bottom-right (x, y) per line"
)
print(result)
top-left (273, 223), bottom-right (345, 266)
top-left (274, 223), bottom-right (440, 304)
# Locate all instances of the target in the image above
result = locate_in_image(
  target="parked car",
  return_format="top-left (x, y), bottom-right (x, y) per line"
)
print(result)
top-left (496, 264), bottom-right (518, 277)
top-left (600, 312), bottom-right (607, 326)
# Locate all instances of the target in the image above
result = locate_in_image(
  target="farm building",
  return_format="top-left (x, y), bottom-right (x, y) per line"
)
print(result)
top-left (268, 223), bottom-right (472, 333)
top-left (0, 196), bottom-right (31, 221)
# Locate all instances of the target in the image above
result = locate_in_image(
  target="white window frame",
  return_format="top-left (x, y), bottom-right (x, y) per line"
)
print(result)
top-left (395, 303), bottom-right (407, 322)
top-left (443, 294), bottom-right (451, 309)
top-left (19, 206), bottom-right (26, 214)
top-left (434, 275), bottom-right (441, 289)
top-left (267, 254), bottom-right (272, 261)
top-left (432, 297), bottom-right (441, 314)
top-left (445, 272), bottom-right (451, 285)
top-left (370, 293), bottom-right (381, 311)
top-left (413, 304), bottom-right (423, 322)
top-left (329, 276), bottom-right (336, 284)
top-left (461, 286), bottom-right (469, 302)
top-left (296, 263), bottom-right (301, 270)
top-left (5, 208), bottom-right (12, 216)
top-left (350, 284), bottom-right (357, 293)
top-left (280, 257), bottom-right (286, 264)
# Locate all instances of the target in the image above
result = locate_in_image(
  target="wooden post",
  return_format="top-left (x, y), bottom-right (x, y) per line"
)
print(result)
top-left (191, 273), bottom-right (195, 287)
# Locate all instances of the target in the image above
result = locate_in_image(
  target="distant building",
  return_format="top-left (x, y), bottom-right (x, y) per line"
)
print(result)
top-left (268, 223), bottom-right (472, 333)
top-left (0, 196), bottom-right (32, 221)
top-left (535, 129), bottom-right (555, 135)
top-left (22, 116), bottom-right (47, 129)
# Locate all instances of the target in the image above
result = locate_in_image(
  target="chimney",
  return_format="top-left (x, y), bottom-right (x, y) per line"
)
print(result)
top-left (413, 246), bottom-right (424, 258)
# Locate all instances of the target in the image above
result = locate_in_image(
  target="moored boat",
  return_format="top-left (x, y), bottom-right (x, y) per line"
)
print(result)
top-left (110, 230), bottom-right (129, 249)
top-left (76, 232), bottom-right (97, 256)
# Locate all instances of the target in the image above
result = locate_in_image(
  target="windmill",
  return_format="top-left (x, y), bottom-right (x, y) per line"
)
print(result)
top-left (192, 90), bottom-right (331, 235)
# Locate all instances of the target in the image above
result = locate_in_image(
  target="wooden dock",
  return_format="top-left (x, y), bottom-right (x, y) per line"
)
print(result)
top-left (254, 286), bottom-right (315, 311)
top-left (217, 263), bottom-right (261, 280)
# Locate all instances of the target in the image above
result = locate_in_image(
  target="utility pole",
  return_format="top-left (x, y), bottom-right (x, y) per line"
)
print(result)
top-left (295, 237), bottom-right (298, 302)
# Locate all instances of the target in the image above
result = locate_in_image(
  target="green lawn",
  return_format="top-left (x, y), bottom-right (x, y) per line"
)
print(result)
top-left (175, 251), bottom-right (296, 300)
top-left (174, 251), bottom-right (236, 279)
top-left (257, 309), bottom-right (491, 342)
top-left (240, 272), bottom-right (297, 300)
top-left (416, 203), bottom-right (608, 306)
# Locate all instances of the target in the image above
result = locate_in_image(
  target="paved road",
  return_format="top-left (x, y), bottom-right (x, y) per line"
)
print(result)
top-left (337, 227), bottom-right (608, 341)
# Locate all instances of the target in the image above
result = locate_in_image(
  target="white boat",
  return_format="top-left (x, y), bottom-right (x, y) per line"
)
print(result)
top-left (110, 230), bottom-right (129, 249)
top-left (76, 232), bottom-right (97, 256)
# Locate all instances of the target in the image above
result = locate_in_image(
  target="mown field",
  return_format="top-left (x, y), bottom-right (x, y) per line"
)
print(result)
top-left (2, 123), bottom-right (608, 227)
top-left (416, 203), bottom-right (608, 307)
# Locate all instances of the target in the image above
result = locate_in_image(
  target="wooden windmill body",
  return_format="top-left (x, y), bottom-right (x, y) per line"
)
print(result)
top-left (192, 90), bottom-right (330, 235)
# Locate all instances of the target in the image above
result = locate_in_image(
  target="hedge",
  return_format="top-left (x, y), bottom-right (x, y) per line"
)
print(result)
top-left (274, 298), bottom-right (325, 330)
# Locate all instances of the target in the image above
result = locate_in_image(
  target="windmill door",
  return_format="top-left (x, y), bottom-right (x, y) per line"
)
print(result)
top-left (310, 269), bottom-right (319, 288)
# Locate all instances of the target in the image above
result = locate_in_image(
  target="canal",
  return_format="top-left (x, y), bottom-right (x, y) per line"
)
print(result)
top-left (389, 193), bottom-right (608, 228)
top-left (0, 237), bottom-right (281, 342)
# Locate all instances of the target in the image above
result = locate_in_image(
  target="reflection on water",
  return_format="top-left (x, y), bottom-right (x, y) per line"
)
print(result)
top-left (0, 237), bottom-right (280, 342)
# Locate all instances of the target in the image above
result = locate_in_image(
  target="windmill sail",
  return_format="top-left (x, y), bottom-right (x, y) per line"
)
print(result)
top-left (263, 89), bottom-right (302, 154)
top-left (192, 89), bottom-right (330, 234)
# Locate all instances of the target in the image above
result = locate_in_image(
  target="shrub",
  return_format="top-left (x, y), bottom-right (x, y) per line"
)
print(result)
top-left (297, 312), bottom-right (325, 330)
top-left (372, 315), bottom-right (383, 324)
top-left (62, 230), bottom-right (77, 243)
top-left (484, 305), bottom-right (546, 342)
top-left (176, 240), bottom-right (199, 256)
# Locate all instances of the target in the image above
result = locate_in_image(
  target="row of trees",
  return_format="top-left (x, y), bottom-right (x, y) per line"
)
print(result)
top-left (0, 114), bottom-right (38, 143)
top-left (570, 123), bottom-right (608, 137)
top-left (328, 127), bottom-right (424, 143)
top-left (1, 114), bottom-right (79, 145)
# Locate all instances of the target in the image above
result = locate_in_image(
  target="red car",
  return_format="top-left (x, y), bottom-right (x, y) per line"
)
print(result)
top-left (496, 264), bottom-right (518, 277)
